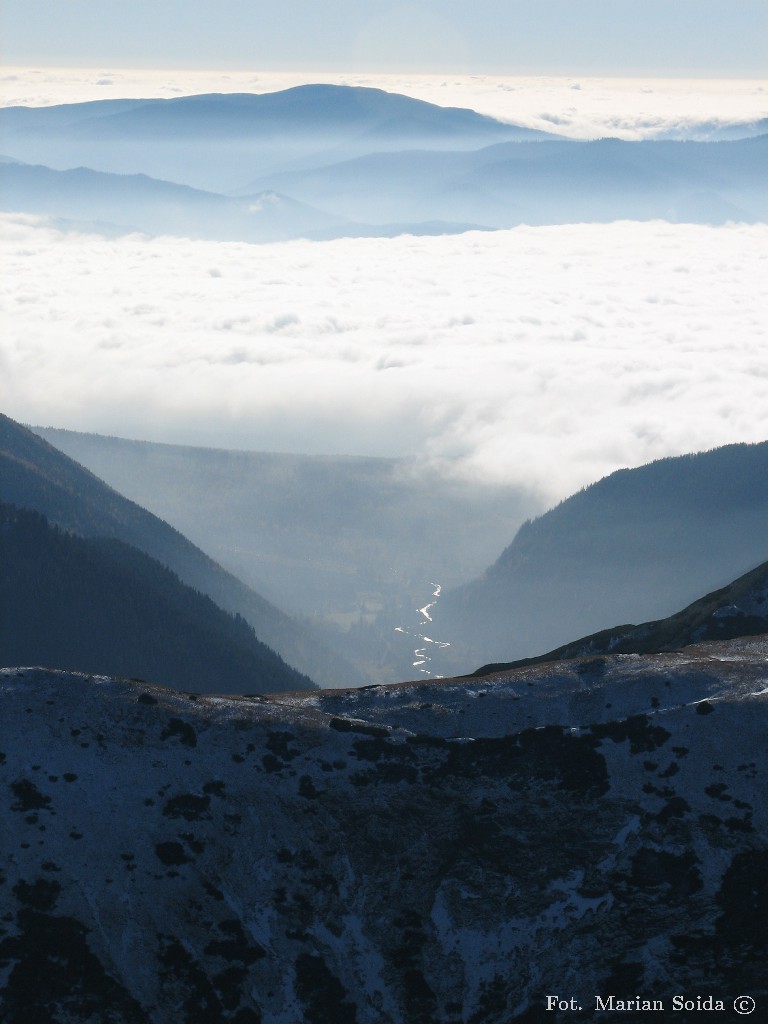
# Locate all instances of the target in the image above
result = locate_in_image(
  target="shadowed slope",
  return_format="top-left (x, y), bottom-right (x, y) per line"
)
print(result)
top-left (472, 555), bottom-right (768, 677)
top-left (0, 503), bottom-right (314, 693)
top-left (0, 414), bottom-right (356, 687)
top-left (439, 441), bottom-right (768, 674)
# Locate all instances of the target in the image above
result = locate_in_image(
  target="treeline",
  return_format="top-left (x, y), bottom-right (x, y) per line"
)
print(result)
top-left (0, 503), bottom-right (315, 693)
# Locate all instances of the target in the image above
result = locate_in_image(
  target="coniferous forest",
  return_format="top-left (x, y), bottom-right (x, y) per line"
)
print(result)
top-left (0, 502), bottom-right (314, 693)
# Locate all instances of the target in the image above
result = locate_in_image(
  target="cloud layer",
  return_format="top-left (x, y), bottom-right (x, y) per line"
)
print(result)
top-left (2, 214), bottom-right (766, 502)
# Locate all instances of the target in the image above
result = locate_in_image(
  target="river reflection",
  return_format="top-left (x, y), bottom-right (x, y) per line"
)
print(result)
top-left (394, 581), bottom-right (451, 677)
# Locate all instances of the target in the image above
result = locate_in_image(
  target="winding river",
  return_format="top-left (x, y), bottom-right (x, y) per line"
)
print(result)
top-left (394, 581), bottom-right (451, 678)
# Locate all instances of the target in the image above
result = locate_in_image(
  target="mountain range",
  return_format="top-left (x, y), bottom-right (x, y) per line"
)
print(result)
top-left (5, 410), bottom-right (768, 1018)
top-left (0, 161), bottom-right (351, 243)
top-left (2, 85), bottom-right (765, 241)
top-left (249, 134), bottom-right (768, 227)
top-left (4, 79), bottom-right (768, 1023)
top-left (0, 85), bottom-right (555, 192)
top-left (0, 159), bottom-right (488, 243)
top-left (30, 426), bottom-right (540, 683)
top-left (31, 425), bottom-right (768, 683)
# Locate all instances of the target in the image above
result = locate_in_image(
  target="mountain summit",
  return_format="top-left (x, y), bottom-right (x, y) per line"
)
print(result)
top-left (0, 85), bottom-right (553, 195)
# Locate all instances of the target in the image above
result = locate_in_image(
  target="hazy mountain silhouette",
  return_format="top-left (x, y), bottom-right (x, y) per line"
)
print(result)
top-left (439, 441), bottom-right (768, 674)
top-left (64, 86), bottom-right (552, 142)
top-left (3, 88), bottom-right (763, 231)
top-left (251, 134), bottom-right (768, 226)
top-left (0, 502), bottom-right (314, 693)
top-left (0, 98), bottom-right (158, 131)
top-left (0, 415), bottom-right (357, 687)
top-left (0, 159), bottom-right (490, 242)
top-left (0, 85), bottom-right (557, 194)
top-left (0, 161), bottom-right (351, 242)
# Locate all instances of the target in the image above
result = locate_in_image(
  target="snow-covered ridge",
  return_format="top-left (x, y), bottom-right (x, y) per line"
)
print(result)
top-left (2, 640), bottom-right (767, 1021)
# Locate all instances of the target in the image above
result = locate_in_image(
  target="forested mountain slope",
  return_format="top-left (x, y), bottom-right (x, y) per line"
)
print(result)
top-left (472, 552), bottom-right (768, 676)
top-left (0, 503), bottom-right (314, 693)
top-left (0, 414), bottom-right (355, 687)
top-left (439, 441), bottom-right (768, 673)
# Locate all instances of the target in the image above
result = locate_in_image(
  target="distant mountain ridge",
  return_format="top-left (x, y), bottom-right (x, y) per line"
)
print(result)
top-left (249, 133), bottom-right (768, 226)
top-left (0, 414), bottom-right (357, 687)
top-left (0, 160), bottom-right (488, 243)
top-left (0, 85), bottom-right (554, 141)
top-left (59, 86), bottom-right (552, 141)
top-left (2, 86), bottom-right (764, 234)
top-left (0, 161), bottom-right (350, 243)
top-left (30, 425), bottom-right (540, 683)
top-left (0, 85), bottom-right (556, 195)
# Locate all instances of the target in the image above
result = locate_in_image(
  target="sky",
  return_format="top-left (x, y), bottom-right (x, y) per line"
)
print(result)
top-left (1, 0), bottom-right (767, 77)
top-left (3, 214), bottom-right (767, 503)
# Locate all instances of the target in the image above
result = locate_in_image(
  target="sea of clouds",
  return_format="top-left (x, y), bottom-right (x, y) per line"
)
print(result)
top-left (2, 214), bottom-right (766, 503)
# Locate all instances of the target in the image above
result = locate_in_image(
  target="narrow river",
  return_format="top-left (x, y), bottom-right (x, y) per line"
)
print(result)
top-left (394, 581), bottom-right (451, 678)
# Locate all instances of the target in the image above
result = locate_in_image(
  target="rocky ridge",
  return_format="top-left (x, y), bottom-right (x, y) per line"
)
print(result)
top-left (2, 638), bottom-right (767, 1022)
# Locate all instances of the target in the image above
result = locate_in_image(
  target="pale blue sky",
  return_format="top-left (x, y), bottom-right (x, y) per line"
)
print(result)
top-left (1, 0), bottom-right (766, 76)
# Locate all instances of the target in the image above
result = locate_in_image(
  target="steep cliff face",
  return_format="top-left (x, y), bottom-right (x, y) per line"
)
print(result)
top-left (1, 646), bottom-right (767, 1022)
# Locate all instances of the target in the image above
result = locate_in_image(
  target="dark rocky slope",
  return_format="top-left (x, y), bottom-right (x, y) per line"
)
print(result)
top-left (2, 639), bottom-right (767, 1022)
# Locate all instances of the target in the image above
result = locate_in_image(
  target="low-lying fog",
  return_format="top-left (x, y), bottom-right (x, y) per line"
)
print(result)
top-left (3, 214), bottom-right (766, 503)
